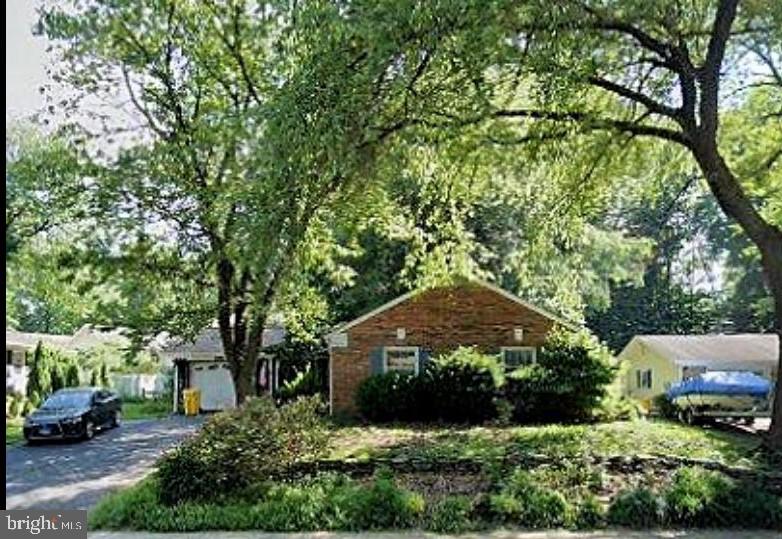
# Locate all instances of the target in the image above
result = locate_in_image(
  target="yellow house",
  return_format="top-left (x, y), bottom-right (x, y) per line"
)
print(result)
top-left (619, 334), bottom-right (779, 411)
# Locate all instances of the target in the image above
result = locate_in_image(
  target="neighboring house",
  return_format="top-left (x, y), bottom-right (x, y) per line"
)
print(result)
top-left (619, 334), bottom-right (779, 409)
top-left (5, 325), bottom-right (145, 395)
top-left (159, 324), bottom-right (286, 413)
top-left (6, 330), bottom-right (73, 394)
top-left (325, 279), bottom-right (574, 416)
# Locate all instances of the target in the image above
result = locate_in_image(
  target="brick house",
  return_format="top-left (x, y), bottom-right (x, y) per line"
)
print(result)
top-left (325, 279), bottom-right (574, 415)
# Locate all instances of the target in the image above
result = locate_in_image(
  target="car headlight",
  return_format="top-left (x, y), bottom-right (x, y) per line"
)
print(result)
top-left (62, 416), bottom-right (83, 424)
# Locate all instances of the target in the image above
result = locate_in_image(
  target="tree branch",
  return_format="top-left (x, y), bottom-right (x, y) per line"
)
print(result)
top-left (587, 75), bottom-right (680, 120)
top-left (493, 109), bottom-right (690, 146)
top-left (698, 0), bottom-right (740, 136)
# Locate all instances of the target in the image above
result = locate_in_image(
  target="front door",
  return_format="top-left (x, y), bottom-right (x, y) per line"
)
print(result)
top-left (190, 362), bottom-right (236, 411)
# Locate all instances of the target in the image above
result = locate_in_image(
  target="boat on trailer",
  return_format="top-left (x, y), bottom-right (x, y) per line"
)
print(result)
top-left (666, 370), bottom-right (772, 425)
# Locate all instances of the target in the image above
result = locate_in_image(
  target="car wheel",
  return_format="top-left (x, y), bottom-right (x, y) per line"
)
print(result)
top-left (111, 411), bottom-right (121, 428)
top-left (84, 420), bottom-right (96, 440)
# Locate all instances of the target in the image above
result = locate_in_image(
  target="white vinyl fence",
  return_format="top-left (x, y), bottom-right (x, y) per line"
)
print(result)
top-left (110, 373), bottom-right (169, 399)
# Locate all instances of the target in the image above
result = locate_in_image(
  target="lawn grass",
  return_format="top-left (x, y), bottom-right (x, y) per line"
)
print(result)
top-left (6, 417), bottom-right (24, 445)
top-left (328, 419), bottom-right (768, 470)
top-left (122, 399), bottom-right (171, 420)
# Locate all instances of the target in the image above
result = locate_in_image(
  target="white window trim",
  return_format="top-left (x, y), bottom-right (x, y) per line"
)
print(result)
top-left (382, 346), bottom-right (420, 375)
top-left (500, 346), bottom-right (537, 369)
top-left (636, 368), bottom-right (653, 389)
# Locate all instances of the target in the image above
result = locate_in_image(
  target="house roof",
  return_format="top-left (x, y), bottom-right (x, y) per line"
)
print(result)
top-left (68, 325), bottom-right (131, 351)
top-left (159, 326), bottom-right (286, 358)
top-left (626, 334), bottom-right (779, 367)
top-left (6, 325), bottom-right (136, 352)
top-left (5, 329), bottom-right (73, 350)
top-left (326, 279), bottom-right (577, 337)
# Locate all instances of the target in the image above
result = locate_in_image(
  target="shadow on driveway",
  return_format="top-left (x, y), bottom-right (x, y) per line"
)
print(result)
top-left (6, 415), bottom-right (204, 510)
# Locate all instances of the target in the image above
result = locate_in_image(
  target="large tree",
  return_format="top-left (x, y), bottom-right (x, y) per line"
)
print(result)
top-left (463, 0), bottom-right (782, 447)
top-left (40, 0), bottom-right (465, 401)
top-left (352, 0), bottom-right (779, 446)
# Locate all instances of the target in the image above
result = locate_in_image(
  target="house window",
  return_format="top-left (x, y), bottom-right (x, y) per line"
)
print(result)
top-left (636, 369), bottom-right (652, 389)
top-left (6, 350), bottom-right (13, 365)
top-left (501, 347), bottom-right (536, 370)
top-left (383, 347), bottom-right (420, 374)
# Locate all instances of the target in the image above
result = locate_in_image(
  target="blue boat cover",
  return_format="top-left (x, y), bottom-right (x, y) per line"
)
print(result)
top-left (667, 370), bottom-right (771, 399)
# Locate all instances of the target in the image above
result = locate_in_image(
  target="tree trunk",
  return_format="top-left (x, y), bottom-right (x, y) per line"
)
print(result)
top-left (691, 138), bottom-right (782, 450)
top-left (764, 246), bottom-right (782, 450)
top-left (234, 354), bottom-right (257, 404)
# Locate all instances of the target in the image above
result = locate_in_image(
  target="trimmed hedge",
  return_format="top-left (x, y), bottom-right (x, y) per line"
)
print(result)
top-left (356, 330), bottom-right (616, 424)
top-left (357, 347), bottom-right (503, 424)
top-left (504, 331), bottom-right (615, 423)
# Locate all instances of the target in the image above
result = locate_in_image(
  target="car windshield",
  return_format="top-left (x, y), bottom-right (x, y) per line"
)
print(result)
top-left (41, 392), bottom-right (93, 409)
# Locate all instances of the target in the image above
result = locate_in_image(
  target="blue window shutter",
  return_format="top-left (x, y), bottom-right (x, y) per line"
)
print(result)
top-left (419, 348), bottom-right (431, 372)
top-left (370, 347), bottom-right (384, 375)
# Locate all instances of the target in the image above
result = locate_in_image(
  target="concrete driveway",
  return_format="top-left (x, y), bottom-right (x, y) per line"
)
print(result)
top-left (6, 415), bottom-right (204, 510)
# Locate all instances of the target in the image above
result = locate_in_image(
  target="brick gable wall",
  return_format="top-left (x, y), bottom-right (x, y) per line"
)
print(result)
top-left (329, 282), bottom-right (558, 415)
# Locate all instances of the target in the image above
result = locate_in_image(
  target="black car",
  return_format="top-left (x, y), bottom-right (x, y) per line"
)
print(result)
top-left (23, 387), bottom-right (122, 443)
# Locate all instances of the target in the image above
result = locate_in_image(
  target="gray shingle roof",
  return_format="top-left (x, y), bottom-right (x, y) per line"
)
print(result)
top-left (632, 334), bottom-right (779, 366)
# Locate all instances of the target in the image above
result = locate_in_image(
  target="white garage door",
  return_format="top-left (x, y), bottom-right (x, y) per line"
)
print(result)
top-left (190, 362), bottom-right (237, 411)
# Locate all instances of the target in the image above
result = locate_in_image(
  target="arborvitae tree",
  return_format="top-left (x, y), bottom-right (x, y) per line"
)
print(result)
top-left (65, 362), bottom-right (81, 387)
top-left (50, 361), bottom-right (66, 393)
top-left (99, 362), bottom-right (110, 388)
top-left (26, 341), bottom-right (51, 400)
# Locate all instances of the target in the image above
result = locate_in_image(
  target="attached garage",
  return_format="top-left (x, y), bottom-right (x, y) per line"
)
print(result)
top-left (162, 324), bottom-right (286, 413)
top-left (189, 360), bottom-right (236, 411)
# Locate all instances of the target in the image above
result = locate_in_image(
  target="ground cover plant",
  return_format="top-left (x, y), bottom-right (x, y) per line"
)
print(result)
top-left (90, 463), bottom-right (781, 532)
top-left (157, 396), bottom-right (327, 505)
top-left (91, 405), bottom-right (781, 532)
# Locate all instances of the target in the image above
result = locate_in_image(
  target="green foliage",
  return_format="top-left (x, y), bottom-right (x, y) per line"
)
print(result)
top-left (90, 369), bottom-right (99, 387)
top-left (50, 362), bottom-right (67, 393)
top-left (426, 347), bottom-right (504, 424)
top-left (65, 362), bottom-right (81, 387)
top-left (92, 472), bottom-right (424, 532)
top-left (504, 330), bottom-right (616, 423)
top-left (490, 469), bottom-right (572, 528)
top-left (99, 362), bottom-right (110, 388)
top-left (664, 467), bottom-right (782, 529)
top-left (123, 399), bottom-right (170, 420)
top-left (573, 494), bottom-right (606, 529)
top-left (157, 396), bottom-right (327, 505)
top-left (343, 469), bottom-right (425, 530)
top-left (275, 367), bottom-right (320, 405)
top-left (26, 342), bottom-right (50, 400)
top-left (356, 371), bottom-right (424, 423)
top-left (664, 467), bottom-right (731, 526)
top-left (607, 488), bottom-right (665, 528)
top-left (357, 347), bottom-right (503, 423)
top-left (424, 496), bottom-right (475, 534)
top-left (8, 395), bottom-right (23, 418)
top-left (6, 124), bottom-right (88, 259)
top-left (653, 394), bottom-right (679, 420)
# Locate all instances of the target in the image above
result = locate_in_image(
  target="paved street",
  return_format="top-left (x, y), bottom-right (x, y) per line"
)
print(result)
top-left (6, 416), bottom-right (203, 510)
top-left (88, 530), bottom-right (782, 539)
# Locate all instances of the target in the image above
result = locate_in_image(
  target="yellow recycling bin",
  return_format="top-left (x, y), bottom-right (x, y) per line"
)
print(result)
top-left (183, 388), bottom-right (201, 416)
